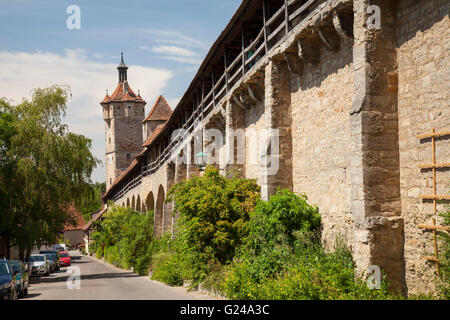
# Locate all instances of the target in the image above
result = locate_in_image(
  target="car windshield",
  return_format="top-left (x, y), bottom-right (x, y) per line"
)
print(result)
top-left (0, 262), bottom-right (11, 275)
top-left (30, 255), bottom-right (45, 262)
top-left (60, 253), bottom-right (69, 258)
top-left (9, 261), bottom-right (21, 273)
top-left (44, 254), bottom-right (53, 260)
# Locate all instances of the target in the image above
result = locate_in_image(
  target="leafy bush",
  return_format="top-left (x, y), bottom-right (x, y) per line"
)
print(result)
top-left (224, 239), bottom-right (397, 300)
top-left (233, 189), bottom-right (321, 282)
top-left (438, 208), bottom-right (450, 299)
top-left (151, 252), bottom-right (183, 286)
top-left (164, 166), bottom-right (260, 283)
top-left (90, 204), bottom-right (156, 274)
top-left (223, 190), bottom-right (398, 300)
top-left (104, 246), bottom-right (119, 266)
top-left (95, 243), bottom-right (103, 258)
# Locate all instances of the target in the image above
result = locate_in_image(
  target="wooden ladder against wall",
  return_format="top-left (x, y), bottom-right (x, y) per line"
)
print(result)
top-left (417, 129), bottom-right (450, 276)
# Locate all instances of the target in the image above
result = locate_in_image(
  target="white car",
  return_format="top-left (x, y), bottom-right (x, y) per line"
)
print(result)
top-left (29, 254), bottom-right (50, 276)
top-left (52, 244), bottom-right (68, 252)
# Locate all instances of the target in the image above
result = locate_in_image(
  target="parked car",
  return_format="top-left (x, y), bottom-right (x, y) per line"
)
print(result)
top-left (58, 251), bottom-right (71, 267)
top-left (9, 261), bottom-right (30, 298)
top-left (29, 254), bottom-right (50, 276)
top-left (39, 250), bottom-right (60, 271)
top-left (52, 244), bottom-right (68, 252)
top-left (42, 253), bottom-right (57, 273)
top-left (0, 259), bottom-right (18, 300)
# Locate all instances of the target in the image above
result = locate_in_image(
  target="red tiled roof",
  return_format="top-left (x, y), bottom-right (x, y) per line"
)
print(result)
top-left (101, 94), bottom-right (111, 104)
top-left (143, 95), bottom-right (172, 122)
top-left (142, 124), bottom-right (166, 147)
top-left (101, 82), bottom-right (145, 104)
top-left (64, 206), bottom-right (86, 231)
top-left (82, 207), bottom-right (107, 231)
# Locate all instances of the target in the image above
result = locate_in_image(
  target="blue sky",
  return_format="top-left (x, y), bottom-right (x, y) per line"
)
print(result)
top-left (0, 0), bottom-right (241, 183)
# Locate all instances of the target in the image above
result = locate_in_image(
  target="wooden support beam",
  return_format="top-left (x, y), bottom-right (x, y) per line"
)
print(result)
top-left (263, 0), bottom-right (269, 52)
top-left (201, 80), bottom-right (205, 120)
top-left (284, 52), bottom-right (303, 75)
top-left (224, 47), bottom-right (229, 93)
top-left (284, 0), bottom-right (289, 35)
top-left (418, 224), bottom-right (450, 231)
top-left (332, 10), bottom-right (353, 40)
top-left (419, 195), bottom-right (450, 200)
top-left (297, 38), bottom-right (320, 65)
top-left (417, 131), bottom-right (450, 139)
top-left (417, 163), bottom-right (450, 169)
top-left (318, 26), bottom-right (340, 52)
top-left (248, 84), bottom-right (261, 104)
top-left (423, 256), bottom-right (439, 262)
top-left (232, 94), bottom-right (248, 111)
top-left (211, 72), bottom-right (216, 107)
top-left (241, 26), bottom-right (246, 76)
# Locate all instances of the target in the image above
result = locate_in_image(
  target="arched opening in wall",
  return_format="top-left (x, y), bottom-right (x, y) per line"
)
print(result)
top-left (132, 195), bottom-right (136, 210)
top-left (126, 198), bottom-right (130, 207)
top-left (145, 192), bottom-right (155, 213)
top-left (155, 185), bottom-right (165, 238)
top-left (136, 195), bottom-right (141, 212)
top-left (122, 202), bottom-right (125, 207)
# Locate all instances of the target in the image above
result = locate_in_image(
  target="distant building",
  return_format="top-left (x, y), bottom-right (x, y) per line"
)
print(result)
top-left (82, 207), bottom-right (107, 254)
top-left (63, 206), bottom-right (86, 248)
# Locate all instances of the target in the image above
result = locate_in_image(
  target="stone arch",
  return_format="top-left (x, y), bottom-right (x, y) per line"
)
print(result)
top-left (145, 191), bottom-right (155, 213)
top-left (126, 198), bottom-right (130, 207)
top-left (132, 195), bottom-right (136, 210)
top-left (136, 195), bottom-right (141, 212)
top-left (155, 185), bottom-right (165, 238)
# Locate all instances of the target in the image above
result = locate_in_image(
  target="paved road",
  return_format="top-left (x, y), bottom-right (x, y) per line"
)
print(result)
top-left (23, 252), bottom-right (213, 300)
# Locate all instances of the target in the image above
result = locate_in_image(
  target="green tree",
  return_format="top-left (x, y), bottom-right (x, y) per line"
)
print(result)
top-left (438, 204), bottom-right (450, 299)
top-left (0, 100), bottom-right (18, 256)
top-left (0, 86), bottom-right (100, 258)
top-left (79, 182), bottom-right (106, 222)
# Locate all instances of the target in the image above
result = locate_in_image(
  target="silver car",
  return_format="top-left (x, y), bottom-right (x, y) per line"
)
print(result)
top-left (29, 254), bottom-right (50, 276)
top-left (42, 253), bottom-right (57, 273)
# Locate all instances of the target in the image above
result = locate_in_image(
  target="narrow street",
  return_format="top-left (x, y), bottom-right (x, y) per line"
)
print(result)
top-left (23, 252), bottom-right (213, 300)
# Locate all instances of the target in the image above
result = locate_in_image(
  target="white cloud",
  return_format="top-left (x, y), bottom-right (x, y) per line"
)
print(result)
top-left (0, 49), bottom-right (174, 182)
top-left (140, 44), bottom-right (203, 65)
top-left (163, 56), bottom-right (203, 65)
top-left (151, 45), bottom-right (198, 58)
top-left (167, 97), bottom-right (181, 110)
top-left (144, 29), bottom-right (208, 49)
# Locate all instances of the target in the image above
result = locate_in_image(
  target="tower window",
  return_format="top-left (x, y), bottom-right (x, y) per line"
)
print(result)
top-left (127, 153), bottom-right (131, 160)
top-left (110, 178), bottom-right (112, 185)
top-left (128, 106), bottom-right (132, 110)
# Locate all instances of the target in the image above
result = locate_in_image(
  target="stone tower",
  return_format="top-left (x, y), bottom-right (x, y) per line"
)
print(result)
top-left (100, 53), bottom-right (146, 189)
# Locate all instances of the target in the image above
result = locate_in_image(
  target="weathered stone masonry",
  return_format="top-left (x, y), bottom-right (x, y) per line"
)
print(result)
top-left (102, 0), bottom-right (449, 295)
